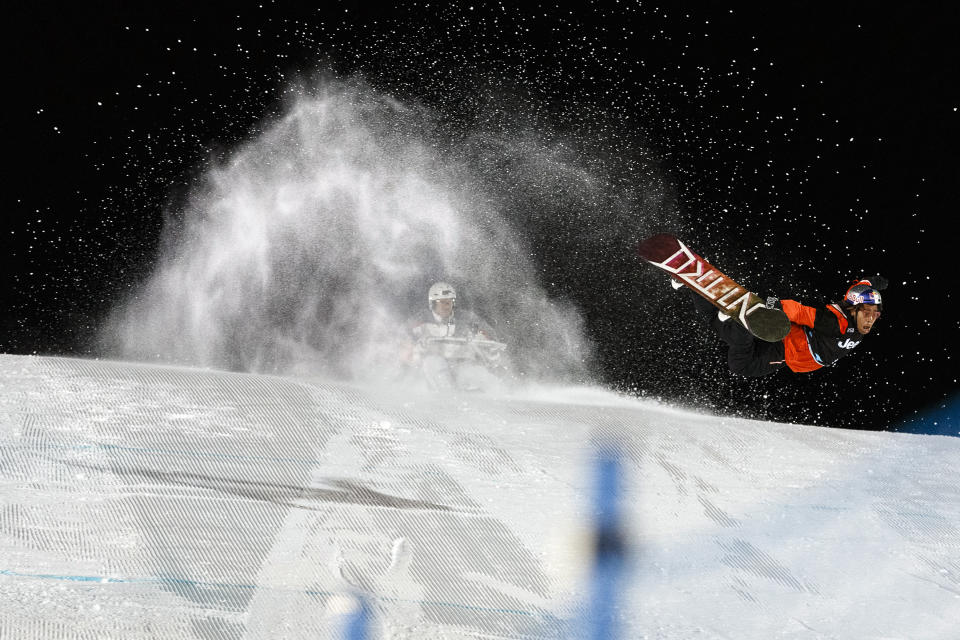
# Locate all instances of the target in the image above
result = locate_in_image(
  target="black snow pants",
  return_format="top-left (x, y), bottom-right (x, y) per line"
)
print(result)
top-left (690, 293), bottom-right (786, 377)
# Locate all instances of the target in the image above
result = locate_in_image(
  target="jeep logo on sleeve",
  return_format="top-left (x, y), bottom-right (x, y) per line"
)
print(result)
top-left (838, 338), bottom-right (859, 349)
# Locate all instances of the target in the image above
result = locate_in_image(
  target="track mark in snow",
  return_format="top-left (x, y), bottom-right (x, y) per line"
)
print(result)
top-left (718, 539), bottom-right (818, 594)
top-left (698, 496), bottom-right (740, 528)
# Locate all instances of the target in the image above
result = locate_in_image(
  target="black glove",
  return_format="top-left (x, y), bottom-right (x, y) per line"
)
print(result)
top-left (865, 275), bottom-right (888, 291)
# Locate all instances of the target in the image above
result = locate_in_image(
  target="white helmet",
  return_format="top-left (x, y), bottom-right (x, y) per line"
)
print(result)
top-left (428, 282), bottom-right (456, 305)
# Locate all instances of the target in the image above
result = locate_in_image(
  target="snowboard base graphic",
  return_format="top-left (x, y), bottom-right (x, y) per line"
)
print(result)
top-left (638, 233), bottom-right (791, 342)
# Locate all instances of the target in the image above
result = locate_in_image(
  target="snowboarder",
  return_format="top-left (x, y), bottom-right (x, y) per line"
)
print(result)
top-left (683, 276), bottom-right (887, 377)
top-left (402, 282), bottom-right (504, 390)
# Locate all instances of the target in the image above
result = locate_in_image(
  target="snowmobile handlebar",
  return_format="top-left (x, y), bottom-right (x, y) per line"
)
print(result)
top-left (418, 336), bottom-right (507, 366)
top-left (420, 336), bottom-right (507, 351)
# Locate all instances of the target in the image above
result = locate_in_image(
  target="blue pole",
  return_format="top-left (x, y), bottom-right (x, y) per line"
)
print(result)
top-left (344, 596), bottom-right (370, 640)
top-left (587, 450), bottom-right (628, 640)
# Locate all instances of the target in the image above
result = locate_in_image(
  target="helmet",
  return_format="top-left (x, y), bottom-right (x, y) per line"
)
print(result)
top-left (428, 282), bottom-right (456, 303)
top-left (844, 283), bottom-right (883, 308)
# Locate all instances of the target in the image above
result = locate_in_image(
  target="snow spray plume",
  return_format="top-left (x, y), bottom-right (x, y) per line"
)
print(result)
top-left (101, 81), bottom-right (594, 383)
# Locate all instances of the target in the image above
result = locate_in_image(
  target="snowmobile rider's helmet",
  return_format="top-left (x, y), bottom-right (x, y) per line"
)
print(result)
top-left (428, 282), bottom-right (456, 313)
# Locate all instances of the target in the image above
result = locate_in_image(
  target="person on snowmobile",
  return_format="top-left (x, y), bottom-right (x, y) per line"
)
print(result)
top-left (402, 282), bottom-right (503, 389)
top-left (408, 282), bottom-right (497, 343)
top-left (686, 276), bottom-right (887, 377)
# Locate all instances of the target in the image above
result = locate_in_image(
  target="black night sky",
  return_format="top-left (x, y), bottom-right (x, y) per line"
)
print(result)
top-left (5, 4), bottom-right (957, 433)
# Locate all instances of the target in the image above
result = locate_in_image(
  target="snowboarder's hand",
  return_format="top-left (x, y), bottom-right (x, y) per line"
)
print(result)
top-left (866, 275), bottom-right (888, 291)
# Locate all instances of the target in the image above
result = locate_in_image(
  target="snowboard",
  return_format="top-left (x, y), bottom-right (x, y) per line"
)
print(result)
top-left (637, 233), bottom-right (791, 342)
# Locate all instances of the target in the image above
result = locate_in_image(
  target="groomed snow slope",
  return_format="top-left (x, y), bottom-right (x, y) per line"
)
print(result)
top-left (1, 355), bottom-right (958, 639)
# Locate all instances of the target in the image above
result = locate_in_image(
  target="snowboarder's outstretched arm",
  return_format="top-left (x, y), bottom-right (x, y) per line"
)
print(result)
top-left (780, 300), bottom-right (848, 336)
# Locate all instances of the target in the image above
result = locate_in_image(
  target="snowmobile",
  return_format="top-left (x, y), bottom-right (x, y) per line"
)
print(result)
top-left (415, 335), bottom-right (510, 392)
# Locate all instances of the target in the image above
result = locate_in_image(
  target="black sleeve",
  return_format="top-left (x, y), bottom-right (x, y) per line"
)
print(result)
top-left (812, 306), bottom-right (846, 337)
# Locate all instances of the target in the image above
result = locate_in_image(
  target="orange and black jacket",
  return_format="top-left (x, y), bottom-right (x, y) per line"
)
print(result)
top-left (779, 300), bottom-right (864, 372)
